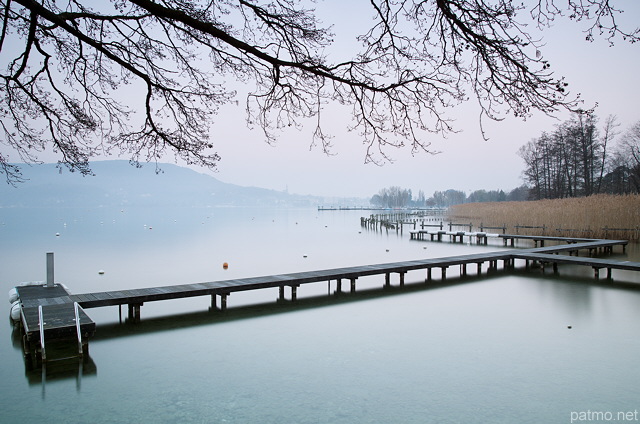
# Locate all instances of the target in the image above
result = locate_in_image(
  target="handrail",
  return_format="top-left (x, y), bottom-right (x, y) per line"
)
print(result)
top-left (74, 302), bottom-right (83, 356)
top-left (38, 305), bottom-right (46, 363)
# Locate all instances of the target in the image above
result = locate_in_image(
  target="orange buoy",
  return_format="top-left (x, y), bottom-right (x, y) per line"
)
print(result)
top-left (222, 262), bottom-right (229, 269)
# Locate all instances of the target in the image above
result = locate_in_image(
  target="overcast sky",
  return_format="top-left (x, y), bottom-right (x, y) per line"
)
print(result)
top-left (5, 1), bottom-right (640, 200)
top-left (186, 0), bottom-right (639, 199)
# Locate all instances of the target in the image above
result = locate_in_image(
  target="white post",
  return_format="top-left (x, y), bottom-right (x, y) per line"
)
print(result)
top-left (46, 252), bottom-right (54, 288)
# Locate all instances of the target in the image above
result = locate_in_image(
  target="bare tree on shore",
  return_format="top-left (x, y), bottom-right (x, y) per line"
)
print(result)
top-left (518, 114), bottom-right (640, 198)
top-left (615, 121), bottom-right (640, 192)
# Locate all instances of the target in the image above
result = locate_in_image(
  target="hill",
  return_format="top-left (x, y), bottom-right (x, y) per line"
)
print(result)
top-left (0, 161), bottom-right (331, 208)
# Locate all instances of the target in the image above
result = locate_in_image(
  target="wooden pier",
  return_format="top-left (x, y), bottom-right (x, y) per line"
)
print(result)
top-left (409, 229), bottom-right (615, 249)
top-left (12, 236), bottom-right (638, 364)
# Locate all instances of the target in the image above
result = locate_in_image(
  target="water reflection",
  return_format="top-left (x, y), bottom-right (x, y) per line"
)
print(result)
top-left (27, 356), bottom-right (97, 387)
top-left (11, 324), bottom-right (97, 388)
top-left (92, 275), bottom-right (484, 342)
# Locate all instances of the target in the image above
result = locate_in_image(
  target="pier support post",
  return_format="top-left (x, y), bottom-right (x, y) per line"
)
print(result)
top-left (399, 272), bottom-right (405, 287)
top-left (220, 293), bottom-right (228, 311)
top-left (594, 267), bottom-right (600, 280)
top-left (461, 263), bottom-right (467, 276)
top-left (350, 278), bottom-right (357, 293)
top-left (279, 286), bottom-right (285, 302)
top-left (128, 303), bottom-right (142, 323)
top-left (385, 273), bottom-right (390, 288)
top-left (336, 279), bottom-right (342, 294)
top-left (607, 268), bottom-right (612, 280)
top-left (477, 262), bottom-right (482, 275)
top-left (290, 286), bottom-right (297, 301)
top-left (553, 262), bottom-right (558, 274)
top-left (426, 268), bottom-right (432, 282)
top-left (441, 267), bottom-right (447, 280)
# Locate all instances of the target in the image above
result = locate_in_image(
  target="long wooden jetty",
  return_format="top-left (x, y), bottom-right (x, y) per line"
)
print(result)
top-left (11, 236), bottom-right (639, 366)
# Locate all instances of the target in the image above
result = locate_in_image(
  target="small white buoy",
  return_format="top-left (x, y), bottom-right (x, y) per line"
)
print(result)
top-left (303, 254), bottom-right (308, 258)
top-left (55, 232), bottom-right (60, 237)
top-left (98, 270), bottom-right (105, 275)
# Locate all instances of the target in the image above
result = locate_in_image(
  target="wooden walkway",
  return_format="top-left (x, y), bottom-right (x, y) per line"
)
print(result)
top-left (13, 236), bottom-right (637, 364)
top-left (409, 229), bottom-right (607, 247)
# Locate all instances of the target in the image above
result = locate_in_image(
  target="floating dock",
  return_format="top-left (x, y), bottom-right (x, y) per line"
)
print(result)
top-left (11, 236), bottom-right (638, 365)
top-left (16, 284), bottom-right (95, 368)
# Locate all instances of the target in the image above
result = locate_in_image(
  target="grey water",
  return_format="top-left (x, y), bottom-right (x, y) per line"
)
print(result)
top-left (1, 206), bottom-right (639, 423)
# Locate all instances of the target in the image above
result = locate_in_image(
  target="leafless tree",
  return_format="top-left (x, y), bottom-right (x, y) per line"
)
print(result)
top-left (1, 0), bottom-right (638, 183)
top-left (518, 113), bottom-right (640, 198)
top-left (617, 120), bottom-right (640, 191)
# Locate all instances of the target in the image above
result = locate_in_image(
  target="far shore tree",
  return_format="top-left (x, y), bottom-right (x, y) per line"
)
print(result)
top-left (615, 121), bottom-right (640, 192)
top-left (371, 186), bottom-right (413, 208)
top-left (2, 0), bottom-right (639, 183)
top-left (518, 113), bottom-right (639, 199)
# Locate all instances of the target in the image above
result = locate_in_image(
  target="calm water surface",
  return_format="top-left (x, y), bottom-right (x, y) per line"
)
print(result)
top-left (1, 207), bottom-right (639, 423)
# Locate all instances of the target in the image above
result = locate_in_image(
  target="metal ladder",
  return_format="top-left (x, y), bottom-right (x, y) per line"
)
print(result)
top-left (38, 302), bottom-right (85, 363)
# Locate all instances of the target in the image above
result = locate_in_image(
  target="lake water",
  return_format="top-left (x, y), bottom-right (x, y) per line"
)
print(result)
top-left (1, 206), bottom-right (639, 423)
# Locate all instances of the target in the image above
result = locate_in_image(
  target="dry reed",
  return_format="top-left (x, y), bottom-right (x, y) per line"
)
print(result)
top-left (448, 194), bottom-right (640, 240)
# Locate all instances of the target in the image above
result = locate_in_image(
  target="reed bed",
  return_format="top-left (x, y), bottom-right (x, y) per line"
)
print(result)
top-left (448, 194), bottom-right (640, 240)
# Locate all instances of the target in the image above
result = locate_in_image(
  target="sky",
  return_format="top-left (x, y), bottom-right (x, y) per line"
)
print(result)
top-left (192, 0), bottom-right (640, 199)
top-left (4, 0), bottom-right (640, 200)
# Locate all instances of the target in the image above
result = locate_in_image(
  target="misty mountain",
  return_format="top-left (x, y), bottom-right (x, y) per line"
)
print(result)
top-left (0, 161), bottom-right (333, 208)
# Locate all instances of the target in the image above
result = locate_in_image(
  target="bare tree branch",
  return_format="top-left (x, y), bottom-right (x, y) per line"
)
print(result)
top-left (1, 0), bottom-right (637, 183)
